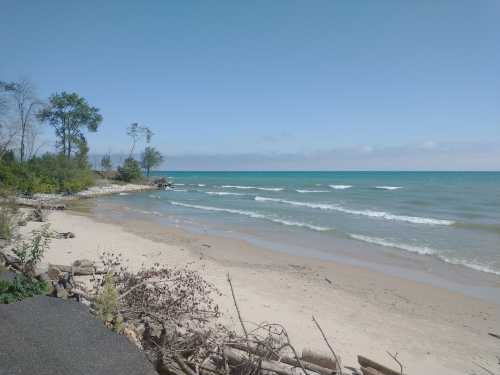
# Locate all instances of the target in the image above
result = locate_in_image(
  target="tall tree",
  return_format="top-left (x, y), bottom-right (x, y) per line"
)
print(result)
top-left (0, 81), bottom-right (17, 159)
top-left (141, 146), bottom-right (163, 176)
top-left (127, 123), bottom-right (152, 157)
top-left (38, 92), bottom-right (102, 158)
top-left (3, 79), bottom-right (42, 162)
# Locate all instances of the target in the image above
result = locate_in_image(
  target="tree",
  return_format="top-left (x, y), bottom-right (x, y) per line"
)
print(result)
top-left (3, 79), bottom-right (42, 162)
top-left (37, 92), bottom-right (102, 158)
top-left (101, 154), bottom-right (112, 173)
top-left (141, 146), bottom-right (163, 176)
top-left (127, 123), bottom-right (152, 157)
top-left (0, 81), bottom-right (17, 159)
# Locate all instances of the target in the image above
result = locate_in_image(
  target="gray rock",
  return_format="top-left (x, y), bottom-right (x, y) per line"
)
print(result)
top-left (72, 259), bottom-right (94, 268)
top-left (0, 296), bottom-right (157, 375)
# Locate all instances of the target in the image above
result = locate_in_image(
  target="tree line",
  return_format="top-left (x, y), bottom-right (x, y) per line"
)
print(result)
top-left (0, 78), bottom-right (164, 193)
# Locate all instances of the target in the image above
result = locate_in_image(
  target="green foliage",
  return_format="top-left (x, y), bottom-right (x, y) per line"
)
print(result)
top-left (13, 224), bottom-right (51, 276)
top-left (0, 274), bottom-right (49, 304)
top-left (37, 92), bottom-right (102, 158)
top-left (117, 157), bottom-right (143, 182)
top-left (95, 274), bottom-right (124, 332)
top-left (0, 152), bottom-right (94, 194)
top-left (141, 146), bottom-right (163, 177)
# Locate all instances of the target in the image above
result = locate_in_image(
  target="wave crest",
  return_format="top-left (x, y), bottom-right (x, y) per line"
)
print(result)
top-left (254, 196), bottom-right (454, 225)
top-left (375, 186), bottom-right (403, 190)
top-left (222, 185), bottom-right (284, 191)
top-left (170, 201), bottom-right (330, 231)
top-left (329, 185), bottom-right (352, 190)
top-left (296, 189), bottom-right (330, 193)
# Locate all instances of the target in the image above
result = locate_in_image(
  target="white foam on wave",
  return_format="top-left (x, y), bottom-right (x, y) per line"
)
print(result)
top-left (173, 189), bottom-right (187, 192)
top-left (254, 196), bottom-right (454, 225)
top-left (349, 234), bottom-right (500, 276)
top-left (197, 184), bottom-right (206, 187)
top-left (349, 234), bottom-right (436, 255)
top-left (329, 185), bottom-right (352, 190)
top-left (375, 186), bottom-right (403, 190)
top-left (296, 189), bottom-right (330, 193)
top-left (170, 201), bottom-right (330, 231)
top-left (118, 192), bottom-right (129, 196)
top-left (222, 185), bottom-right (284, 191)
top-left (206, 191), bottom-right (245, 196)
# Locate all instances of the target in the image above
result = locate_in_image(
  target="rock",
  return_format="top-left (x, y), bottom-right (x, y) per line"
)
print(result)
top-left (56, 284), bottom-right (68, 299)
top-left (33, 262), bottom-right (49, 277)
top-left (47, 265), bottom-right (63, 280)
top-left (72, 259), bottom-right (94, 268)
top-left (31, 206), bottom-right (48, 222)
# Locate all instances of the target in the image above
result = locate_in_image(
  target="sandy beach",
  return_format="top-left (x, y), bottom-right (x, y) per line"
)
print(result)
top-left (19, 203), bottom-right (500, 375)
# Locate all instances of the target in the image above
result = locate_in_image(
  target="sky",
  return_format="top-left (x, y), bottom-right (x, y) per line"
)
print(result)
top-left (1, 1), bottom-right (499, 170)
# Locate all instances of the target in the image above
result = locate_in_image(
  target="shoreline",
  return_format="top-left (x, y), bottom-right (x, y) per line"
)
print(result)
top-left (95, 196), bottom-right (500, 304)
top-left (27, 199), bottom-right (500, 375)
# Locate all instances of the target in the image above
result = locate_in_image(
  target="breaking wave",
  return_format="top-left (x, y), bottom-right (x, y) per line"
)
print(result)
top-left (254, 197), bottom-right (454, 225)
top-left (206, 191), bottom-right (246, 196)
top-left (222, 185), bottom-right (284, 191)
top-left (349, 234), bottom-right (500, 276)
top-left (170, 201), bottom-right (331, 231)
top-left (329, 185), bottom-right (352, 189)
top-left (375, 186), bottom-right (403, 190)
top-left (296, 189), bottom-right (330, 193)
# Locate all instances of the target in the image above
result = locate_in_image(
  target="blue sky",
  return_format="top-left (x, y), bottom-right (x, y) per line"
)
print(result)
top-left (1, 1), bottom-right (499, 170)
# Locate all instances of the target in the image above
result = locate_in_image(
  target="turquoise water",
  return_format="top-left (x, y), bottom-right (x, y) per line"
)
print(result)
top-left (108, 171), bottom-right (500, 277)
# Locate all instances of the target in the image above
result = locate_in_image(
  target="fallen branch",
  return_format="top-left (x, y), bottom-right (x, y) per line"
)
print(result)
top-left (312, 316), bottom-right (342, 375)
top-left (357, 356), bottom-right (401, 375)
top-left (488, 332), bottom-right (500, 340)
top-left (386, 352), bottom-right (403, 375)
top-left (224, 346), bottom-right (316, 375)
top-left (227, 273), bottom-right (248, 341)
top-left (227, 342), bottom-right (335, 375)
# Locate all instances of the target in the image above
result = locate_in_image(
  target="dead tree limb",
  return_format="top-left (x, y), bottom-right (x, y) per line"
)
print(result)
top-left (386, 352), bottom-right (403, 375)
top-left (224, 347), bottom-right (316, 375)
top-left (358, 356), bottom-right (400, 375)
top-left (174, 353), bottom-right (198, 375)
top-left (227, 342), bottom-right (334, 375)
top-left (488, 332), bottom-right (500, 340)
top-left (227, 273), bottom-right (248, 341)
top-left (312, 316), bottom-right (342, 375)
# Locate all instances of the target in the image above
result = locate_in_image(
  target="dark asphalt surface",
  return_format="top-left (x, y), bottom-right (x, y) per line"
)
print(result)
top-left (0, 296), bottom-right (158, 375)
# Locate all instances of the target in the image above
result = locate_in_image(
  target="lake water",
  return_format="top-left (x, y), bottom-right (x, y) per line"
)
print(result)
top-left (104, 171), bottom-right (500, 279)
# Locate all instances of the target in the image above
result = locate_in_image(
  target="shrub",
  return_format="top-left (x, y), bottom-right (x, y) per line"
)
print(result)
top-left (95, 274), bottom-right (124, 332)
top-left (117, 157), bottom-right (143, 182)
top-left (12, 224), bottom-right (52, 276)
top-left (0, 274), bottom-right (49, 304)
top-left (0, 152), bottom-right (95, 194)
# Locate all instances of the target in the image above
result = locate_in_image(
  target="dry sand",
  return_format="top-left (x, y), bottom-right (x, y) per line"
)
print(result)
top-left (25, 207), bottom-right (500, 375)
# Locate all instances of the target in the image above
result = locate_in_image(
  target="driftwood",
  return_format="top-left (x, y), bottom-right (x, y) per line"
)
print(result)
top-left (14, 199), bottom-right (66, 210)
top-left (48, 264), bottom-right (107, 276)
top-left (488, 332), bottom-right (500, 340)
top-left (227, 342), bottom-right (336, 375)
top-left (360, 367), bottom-right (384, 375)
top-left (302, 349), bottom-right (337, 371)
top-left (357, 356), bottom-right (401, 375)
top-left (224, 347), bottom-right (318, 375)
